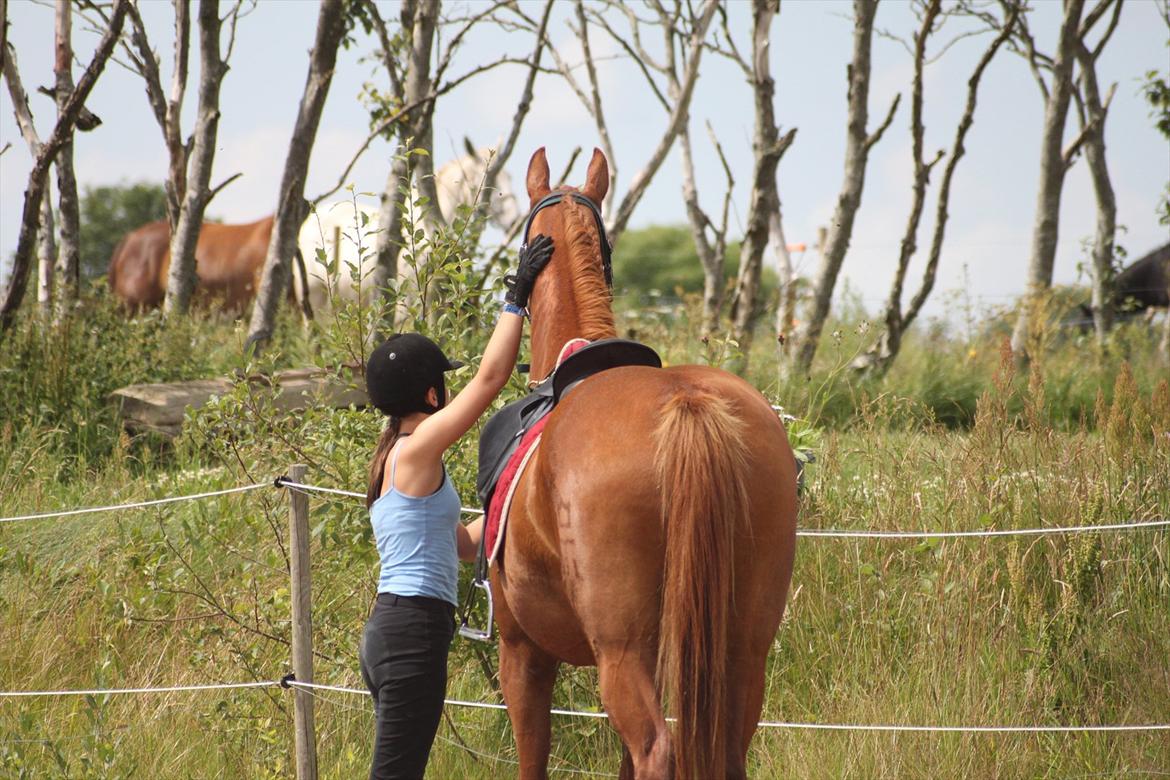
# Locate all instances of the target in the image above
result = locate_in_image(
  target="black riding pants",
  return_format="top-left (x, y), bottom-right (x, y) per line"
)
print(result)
top-left (359, 592), bottom-right (456, 780)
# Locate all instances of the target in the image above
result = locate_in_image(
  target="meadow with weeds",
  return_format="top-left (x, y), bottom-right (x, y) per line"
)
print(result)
top-left (2, 239), bottom-right (1168, 778)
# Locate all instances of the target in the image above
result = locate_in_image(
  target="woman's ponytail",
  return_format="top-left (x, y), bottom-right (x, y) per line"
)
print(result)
top-left (366, 416), bottom-right (402, 509)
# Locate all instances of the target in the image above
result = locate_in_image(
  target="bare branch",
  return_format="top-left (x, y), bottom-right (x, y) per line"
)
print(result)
top-left (312, 57), bottom-right (552, 205)
top-left (1080, 0), bottom-right (1116, 37)
top-left (609, 0), bottom-right (720, 243)
top-left (363, 0), bottom-right (403, 96)
top-left (926, 27), bottom-right (992, 65)
top-left (221, 0), bottom-right (250, 64)
top-left (3, 44), bottom-right (44, 153)
top-left (586, 7), bottom-right (670, 111)
top-left (704, 0), bottom-right (751, 78)
top-left (1062, 80), bottom-right (1116, 168)
top-left (124, 5), bottom-right (168, 131)
top-left (573, 0), bottom-right (618, 215)
top-left (479, 0), bottom-right (554, 215)
top-left (1089, 0), bottom-right (1123, 60)
top-left (904, 1), bottom-right (1019, 328)
top-left (706, 118), bottom-right (735, 241)
top-left (864, 92), bottom-right (902, 151)
top-left (207, 171), bottom-right (243, 205)
top-left (432, 0), bottom-right (510, 88)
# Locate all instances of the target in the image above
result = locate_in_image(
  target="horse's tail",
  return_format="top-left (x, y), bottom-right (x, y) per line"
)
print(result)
top-left (653, 389), bottom-right (750, 780)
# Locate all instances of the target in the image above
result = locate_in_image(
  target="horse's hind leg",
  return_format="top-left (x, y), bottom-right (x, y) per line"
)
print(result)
top-left (498, 627), bottom-right (559, 780)
top-left (597, 651), bottom-right (672, 780)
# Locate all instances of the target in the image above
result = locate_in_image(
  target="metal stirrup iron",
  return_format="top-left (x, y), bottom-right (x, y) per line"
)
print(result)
top-left (458, 536), bottom-right (494, 642)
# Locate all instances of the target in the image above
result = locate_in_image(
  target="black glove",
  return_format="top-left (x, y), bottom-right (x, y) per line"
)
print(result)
top-left (505, 233), bottom-right (554, 308)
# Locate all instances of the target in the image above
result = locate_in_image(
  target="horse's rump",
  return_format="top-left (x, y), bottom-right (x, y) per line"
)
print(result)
top-left (515, 365), bottom-right (797, 730)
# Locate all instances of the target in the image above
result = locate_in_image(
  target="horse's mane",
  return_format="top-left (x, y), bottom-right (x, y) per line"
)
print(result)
top-left (560, 192), bottom-right (616, 340)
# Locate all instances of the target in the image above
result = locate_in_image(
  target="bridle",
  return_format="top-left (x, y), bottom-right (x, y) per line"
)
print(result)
top-left (519, 191), bottom-right (613, 289)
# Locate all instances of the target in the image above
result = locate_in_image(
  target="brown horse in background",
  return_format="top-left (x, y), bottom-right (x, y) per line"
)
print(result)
top-left (492, 148), bottom-right (798, 779)
top-left (107, 216), bottom-right (275, 314)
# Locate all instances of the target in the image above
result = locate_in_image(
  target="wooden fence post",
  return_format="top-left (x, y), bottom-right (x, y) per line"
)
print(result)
top-left (288, 463), bottom-right (318, 780)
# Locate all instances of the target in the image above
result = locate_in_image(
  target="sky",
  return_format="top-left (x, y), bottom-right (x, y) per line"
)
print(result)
top-left (2, 0), bottom-right (1168, 320)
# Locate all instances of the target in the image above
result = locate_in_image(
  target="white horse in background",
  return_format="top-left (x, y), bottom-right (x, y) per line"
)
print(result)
top-left (295, 147), bottom-right (520, 320)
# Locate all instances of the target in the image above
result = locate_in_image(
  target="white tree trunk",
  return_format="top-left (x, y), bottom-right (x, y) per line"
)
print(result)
top-left (3, 42), bottom-right (59, 315)
top-left (246, 0), bottom-right (347, 350)
top-left (728, 0), bottom-right (797, 375)
top-left (790, 0), bottom-right (898, 373)
top-left (772, 208), bottom-right (796, 351)
top-left (405, 0), bottom-right (441, 235)
top-left (1075, 41), bottom-right (1118, 347)
top-left (855, 0), bottom-right (944, 375)
top-left (372, 0), bottom-right (439, 324)
top-left (37, 196), bottom-right (57, 315)
top-left (679, 124), bottom-right (724, 336)
top-left (53, 0), bottom-right (80, 309)
top-left (164, 0), bottom-right (225, 316)
top-left (1010, 0), bottom-right (1086, 362)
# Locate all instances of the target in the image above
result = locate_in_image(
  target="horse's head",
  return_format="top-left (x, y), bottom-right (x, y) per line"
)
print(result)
top-left (522, 147), bottom-right (616, 380)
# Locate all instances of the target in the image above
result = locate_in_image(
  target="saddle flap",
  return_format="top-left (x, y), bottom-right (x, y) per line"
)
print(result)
top-left (477, 389), bottom-right (555, 507)
top-left (552, 338), bottom-right (662, 403)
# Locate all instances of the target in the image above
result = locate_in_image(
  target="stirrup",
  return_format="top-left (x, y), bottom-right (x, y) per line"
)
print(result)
top-left (458, 578), bottom-right (494, 642)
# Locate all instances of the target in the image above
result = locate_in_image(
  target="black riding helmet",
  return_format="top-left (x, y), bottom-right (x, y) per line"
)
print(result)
top-left (366, 333), bottom-right (464, 417)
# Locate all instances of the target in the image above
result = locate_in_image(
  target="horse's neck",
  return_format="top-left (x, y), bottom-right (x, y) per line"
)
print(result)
top-left (528, 270), bottom-right (617, 380)
top-left (529, 274), bottom-right (588, 380)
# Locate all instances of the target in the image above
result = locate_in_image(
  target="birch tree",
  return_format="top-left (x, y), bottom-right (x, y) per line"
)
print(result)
top-left (789, 0), bottom-right (900, 374)
top-left (2, 43), bottom-right (59, 317)
top-left (367, 0), bottom-right (440, 301)
top-left (246, 0), bottom-right (347, 351)
top-left (1073, 1), bottom-right (1123, 346)
top-left (1005, 0), bottom-right (1120, 362)
top-left (853, 0), bottom-right (1018, 375)
top-left (163, 0), bottom-right (238, 315)
top-left (721, 0), bottom-right (797, 372)
top-left (52, 0), bottom-right (81, 308)
top-left (0, 0), bottom-right (129, 333)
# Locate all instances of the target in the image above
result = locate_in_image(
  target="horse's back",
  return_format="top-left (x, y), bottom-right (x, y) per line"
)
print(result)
top-left (191, 218), bottom-right (272, 309)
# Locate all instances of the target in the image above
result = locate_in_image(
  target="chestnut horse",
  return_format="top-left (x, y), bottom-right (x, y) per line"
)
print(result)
top-left (492, 148), bottom-right (797, 780)
top-left (108, 216), bottom-right (279, 314)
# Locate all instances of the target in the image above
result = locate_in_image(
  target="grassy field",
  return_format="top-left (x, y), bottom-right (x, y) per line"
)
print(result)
top-left (2, 295), bottom-right (1169, 778)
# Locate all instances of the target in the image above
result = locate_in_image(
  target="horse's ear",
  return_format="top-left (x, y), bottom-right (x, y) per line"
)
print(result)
top-left (463, 136), bottom-right (478, 159)
top-left (526, 147), bottom-right (551, 203)
top-left (581, 148), bottom-right (609, 206)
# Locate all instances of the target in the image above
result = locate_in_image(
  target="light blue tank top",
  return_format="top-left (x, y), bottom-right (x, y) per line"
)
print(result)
top-left (370, 438), bottom-right (462, 606)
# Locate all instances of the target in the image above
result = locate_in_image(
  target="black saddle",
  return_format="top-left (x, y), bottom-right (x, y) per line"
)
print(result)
top-left (476, 339), bottom-right (661, 512)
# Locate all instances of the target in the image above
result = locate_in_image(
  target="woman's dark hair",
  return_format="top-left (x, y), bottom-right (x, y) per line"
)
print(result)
top-left (366, 416), bottom-right (403, 509)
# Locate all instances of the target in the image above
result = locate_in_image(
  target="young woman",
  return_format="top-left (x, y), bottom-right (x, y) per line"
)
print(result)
top-left (359, 234), bottom-right (554, 780)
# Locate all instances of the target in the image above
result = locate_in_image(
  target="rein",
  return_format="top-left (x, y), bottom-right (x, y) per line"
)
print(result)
top-left (520, 191), bottom-right (613, 290)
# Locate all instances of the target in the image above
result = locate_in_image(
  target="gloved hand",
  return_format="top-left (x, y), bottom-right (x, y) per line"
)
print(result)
top-left (505, 233), bottom-right (554, 308)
